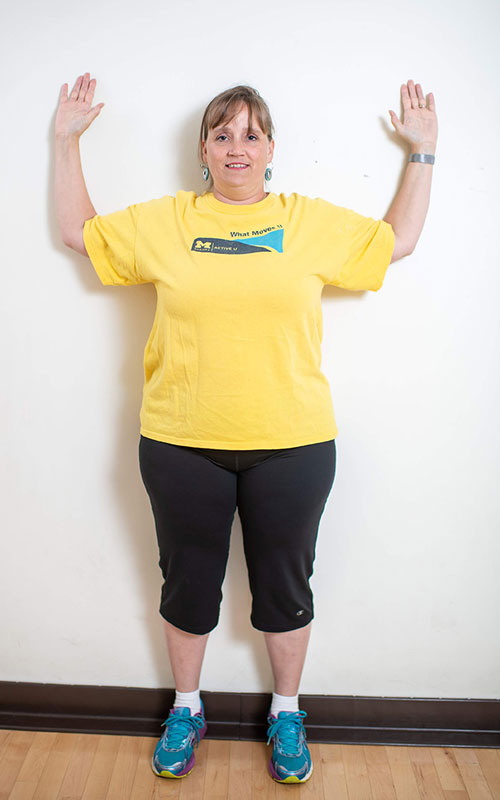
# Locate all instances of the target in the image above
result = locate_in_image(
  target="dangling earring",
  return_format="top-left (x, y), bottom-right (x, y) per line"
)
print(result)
top-left (201, 165), bottom-right (210, 181)
top-left (265, 165), bottom-right (273, 181)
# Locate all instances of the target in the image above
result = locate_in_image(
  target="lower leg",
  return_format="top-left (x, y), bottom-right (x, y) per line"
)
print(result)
top-left (264, 623), bottom-right (314, 784)
top-left (263, 622), bottom-right (312, 696)
top-left (152, 621), bottom-right (209, 779)
top-left (163, 620), bottom-right (210, 693)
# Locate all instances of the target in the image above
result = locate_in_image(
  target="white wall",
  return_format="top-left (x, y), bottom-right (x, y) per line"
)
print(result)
top-left (2, 0), bottom-right (499, 699)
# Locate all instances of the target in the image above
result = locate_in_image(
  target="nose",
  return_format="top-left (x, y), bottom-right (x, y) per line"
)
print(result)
top-left (228, 138), bottom-right (245, 156)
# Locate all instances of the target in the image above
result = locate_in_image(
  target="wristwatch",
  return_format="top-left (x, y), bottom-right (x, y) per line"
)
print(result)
top-left (408, 153), bottom-right (435, 164)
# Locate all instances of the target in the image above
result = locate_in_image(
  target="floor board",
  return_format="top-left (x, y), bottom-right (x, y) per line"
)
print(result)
top-left (0, 731), bottom-right (498, 800)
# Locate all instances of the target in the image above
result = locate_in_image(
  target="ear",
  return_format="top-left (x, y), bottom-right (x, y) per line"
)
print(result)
top-left (201, 140), bottom-right (207, 162)
top-left (267, 138), bottom-right (275, 162)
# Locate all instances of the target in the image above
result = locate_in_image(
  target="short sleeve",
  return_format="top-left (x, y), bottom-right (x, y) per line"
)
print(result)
top-left (83, 203), bottom-right (147, 286)
top-left (315, 199), bottom-right (395, 292)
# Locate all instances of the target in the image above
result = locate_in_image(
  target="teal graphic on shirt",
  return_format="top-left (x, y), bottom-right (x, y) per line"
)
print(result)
top-left (192, 229), bottom-right (284, 255)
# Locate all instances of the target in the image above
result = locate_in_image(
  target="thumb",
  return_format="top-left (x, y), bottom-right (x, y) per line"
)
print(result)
top-left (88, 102), bottom-right (105, 121)
top-left (388, 109), bottom-right (403, 134)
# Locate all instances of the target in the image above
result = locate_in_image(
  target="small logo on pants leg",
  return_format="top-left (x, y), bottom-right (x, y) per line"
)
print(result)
top-left (296, 610), bottom-right (304, 616)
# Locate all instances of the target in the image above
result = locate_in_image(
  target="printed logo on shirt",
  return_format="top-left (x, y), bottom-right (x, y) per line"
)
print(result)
top-left (191, 227), bottom-right (284, 255)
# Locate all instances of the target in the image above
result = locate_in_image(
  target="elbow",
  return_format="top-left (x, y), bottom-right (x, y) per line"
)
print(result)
top-left (383, 220), bottom-right (416, 263)
top-left (63, 231), bottom-right (88, 256)
top-left (390, 234), bottom-right (415, 263)
top-left (61, 227), bottom-right (89, 257)
top-left (61, 231), bottom-right (74, 249)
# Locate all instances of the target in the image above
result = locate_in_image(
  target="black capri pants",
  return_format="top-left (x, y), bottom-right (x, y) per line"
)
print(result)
top-left (139, 435), bottom-right (336, 635)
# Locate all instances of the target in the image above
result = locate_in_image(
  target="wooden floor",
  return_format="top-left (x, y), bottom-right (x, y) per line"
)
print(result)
top-left (1, 729), bottom-right (499, 800)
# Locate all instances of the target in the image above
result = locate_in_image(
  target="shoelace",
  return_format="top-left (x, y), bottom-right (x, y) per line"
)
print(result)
top-left (266, 710), bottom-right (308, 754)
top-left (162, 710), bottom-right (205, 750)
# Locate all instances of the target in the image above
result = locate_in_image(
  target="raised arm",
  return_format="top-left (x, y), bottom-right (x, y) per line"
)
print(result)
top-left (383, 80), bottom-right (438, 263)
top-left (55, 73), bottom-right (105, 256)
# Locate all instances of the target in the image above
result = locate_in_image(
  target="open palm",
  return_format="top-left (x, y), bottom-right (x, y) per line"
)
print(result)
top-left (389, 80), bottom-right (437, 150)
top-left (55, 73), bottom-right (104, 139)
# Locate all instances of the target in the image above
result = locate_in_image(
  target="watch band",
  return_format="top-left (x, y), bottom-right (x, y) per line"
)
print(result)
top-left (408, 153), bottom-right (435, 164)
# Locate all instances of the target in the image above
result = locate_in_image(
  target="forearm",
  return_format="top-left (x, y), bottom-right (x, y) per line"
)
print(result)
top-left (383, 143), bottom-right (435, 260)
top-left (55, 134), bottom-right (97, 252)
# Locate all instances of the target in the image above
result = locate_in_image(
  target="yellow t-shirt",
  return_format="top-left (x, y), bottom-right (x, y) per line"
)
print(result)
top-left (83, 190), bottom-right (394, 449)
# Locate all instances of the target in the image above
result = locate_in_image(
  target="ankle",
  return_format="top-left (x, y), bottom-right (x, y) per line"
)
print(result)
top-left (174, 688), bottom-right (201, 715)
top-left (270, 691), bottom-right (299, 715)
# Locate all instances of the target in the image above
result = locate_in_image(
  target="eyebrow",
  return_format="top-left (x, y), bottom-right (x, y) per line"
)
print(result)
top-left (213, 124), bottom-right (261, 135)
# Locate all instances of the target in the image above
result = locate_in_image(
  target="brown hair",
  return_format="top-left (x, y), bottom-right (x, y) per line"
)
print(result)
top-left (198, 85), bottom-right (274, 165)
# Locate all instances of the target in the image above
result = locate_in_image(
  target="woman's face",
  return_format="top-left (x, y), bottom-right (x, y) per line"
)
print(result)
top-left (201, 104), bottom-right (274, 202)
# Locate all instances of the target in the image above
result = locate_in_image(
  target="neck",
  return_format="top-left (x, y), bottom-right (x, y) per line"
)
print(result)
top-left (212, 186), bottom-right (269, 205)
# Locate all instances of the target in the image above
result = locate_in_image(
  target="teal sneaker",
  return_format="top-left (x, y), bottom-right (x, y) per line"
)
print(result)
top-left (151, 700), bottom-right (207, 778)
top-left (266, 709), bottom-right (313, 783)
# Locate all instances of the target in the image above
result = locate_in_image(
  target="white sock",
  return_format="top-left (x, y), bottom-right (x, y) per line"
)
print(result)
top-left (270, 692), bottom-right (299, 716)
top-left (174, 689), bottom-right (201, 715)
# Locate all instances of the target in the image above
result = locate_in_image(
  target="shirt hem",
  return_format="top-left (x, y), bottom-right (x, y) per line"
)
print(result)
top-left (139, 426), bottom-right (338, 450)
top-left (83, 219), bottom-right (115, 285)
top-left (369, 220), bottom-right (395, 291)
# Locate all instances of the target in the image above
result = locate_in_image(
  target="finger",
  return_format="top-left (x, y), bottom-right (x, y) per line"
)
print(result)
top-left (415, 83), bottom-right (427, 110)
top-left (59, 83), bottom-right (68, 103)
top-left (84, 77), bottom-right (97, 105)
top-left (88, 103), bottom-right (105, 122)
top-left (428, 92), bottom-right (436, 113)
top-left (407, 79), bottom-right (418, 109)
top-left (80, 72), bottom-right (90, 103)
top-left (70, 74), bottom-right (83, 101)
top-left (400, 83), bottom-right (412, 114)
top-left (77, 72), bottom-right (90, 102)
top-left (388, 109), bottom-right (403, 133)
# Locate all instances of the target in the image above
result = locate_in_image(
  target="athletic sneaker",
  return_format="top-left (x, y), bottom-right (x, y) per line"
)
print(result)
top-left (151, 700), bottom-right (207, 778)
top-left (266, 709), bottom-right (313, 783)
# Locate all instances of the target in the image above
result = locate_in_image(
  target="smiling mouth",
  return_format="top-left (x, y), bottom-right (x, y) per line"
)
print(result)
top-left (226, 163), bottom-right (249, 169)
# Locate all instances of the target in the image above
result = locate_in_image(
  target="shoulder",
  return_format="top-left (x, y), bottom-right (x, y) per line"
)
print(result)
top-left (132, 191), bottom-right (198, 223)
top-left (274, 193), bottom-right (349, 226)
top-left (292, 195), bottom-right (386, 229)
top-left (276, 193), bottom-right (345, 212)
top-left (138, 192), bottom-right (188, 211)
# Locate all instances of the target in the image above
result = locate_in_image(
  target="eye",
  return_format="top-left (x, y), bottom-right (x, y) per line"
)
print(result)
top-left (248, 134), bottom-right (258, 141)
top-left (215, 134), bottom-right (228, 141)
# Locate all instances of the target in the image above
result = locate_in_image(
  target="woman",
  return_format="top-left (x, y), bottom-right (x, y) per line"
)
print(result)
top-left (55, 75), bottom-right (437, 784)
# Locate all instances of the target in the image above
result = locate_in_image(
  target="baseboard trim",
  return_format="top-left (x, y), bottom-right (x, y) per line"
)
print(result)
top-left (1, 682), bottom-right (499, 747)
